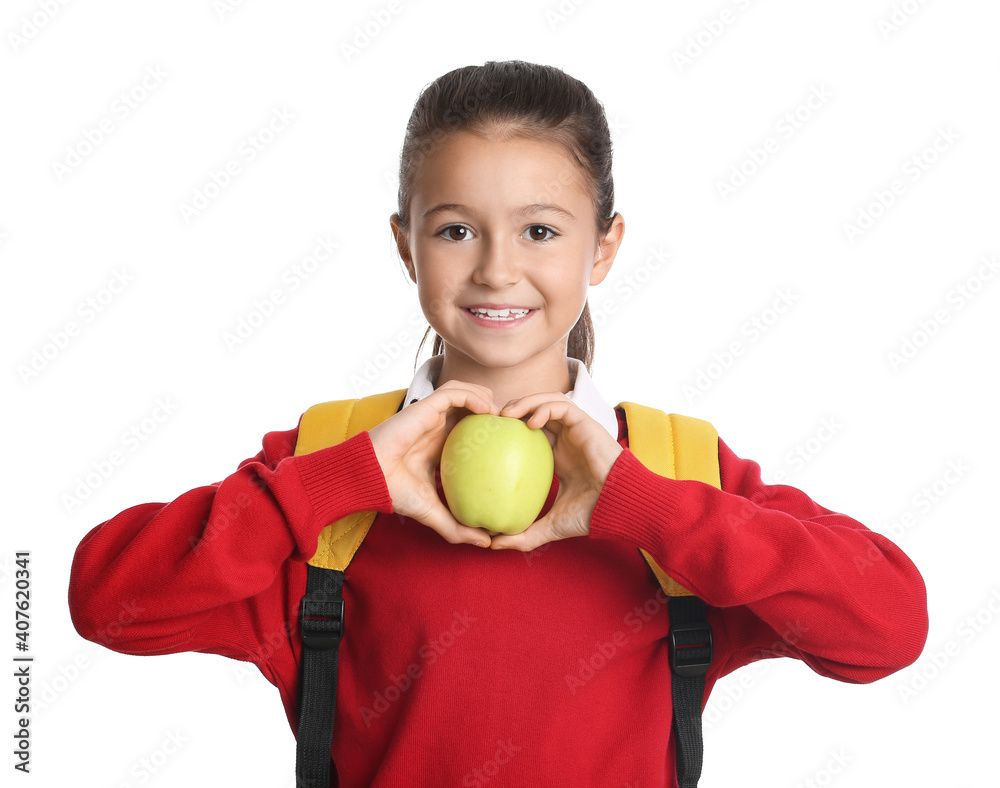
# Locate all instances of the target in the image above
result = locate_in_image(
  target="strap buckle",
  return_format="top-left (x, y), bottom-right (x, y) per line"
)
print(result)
top-left (299, 595), bottom-right (345, 651)
top-left (668, 621), bottom-right (713, 678)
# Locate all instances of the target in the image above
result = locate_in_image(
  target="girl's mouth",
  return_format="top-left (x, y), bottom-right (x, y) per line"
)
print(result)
top-left (464, 306), bottom-right (535, 328)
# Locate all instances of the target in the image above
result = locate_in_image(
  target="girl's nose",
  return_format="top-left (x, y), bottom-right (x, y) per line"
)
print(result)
top-left (472, 241), bottom-right (520, 288)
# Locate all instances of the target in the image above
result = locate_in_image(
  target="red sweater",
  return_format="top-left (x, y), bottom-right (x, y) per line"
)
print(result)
top-left (68, 406), bottom-right (928, 787)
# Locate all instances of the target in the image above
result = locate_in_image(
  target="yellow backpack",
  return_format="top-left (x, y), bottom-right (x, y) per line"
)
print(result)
top-left (292, 387), bottom-right (720, 788)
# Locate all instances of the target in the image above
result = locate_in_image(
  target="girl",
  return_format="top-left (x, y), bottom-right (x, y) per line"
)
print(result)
top-left (69, 60), bottom-right (928, 787)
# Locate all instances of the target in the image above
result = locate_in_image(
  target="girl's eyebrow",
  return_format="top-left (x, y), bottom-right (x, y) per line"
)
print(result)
top-left (422, 203), bottom-right (576, 222)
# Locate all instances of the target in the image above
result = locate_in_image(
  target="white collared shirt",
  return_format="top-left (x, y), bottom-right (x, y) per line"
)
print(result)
top-left (402, 355), bottom-right (620, 441)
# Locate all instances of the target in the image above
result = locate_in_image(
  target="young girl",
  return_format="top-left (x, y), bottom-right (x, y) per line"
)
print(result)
top-left (69, 60), bottom-right (928, 787)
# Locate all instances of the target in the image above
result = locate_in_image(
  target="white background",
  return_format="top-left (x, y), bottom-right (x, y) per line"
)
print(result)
top-left (3, 1), bottom-right (999, 786)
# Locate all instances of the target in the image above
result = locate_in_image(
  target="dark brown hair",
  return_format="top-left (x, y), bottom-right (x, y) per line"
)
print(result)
top-left (394, 60), bottom-right (618, 375)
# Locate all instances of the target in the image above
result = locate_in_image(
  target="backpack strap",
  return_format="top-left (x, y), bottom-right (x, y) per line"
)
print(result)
top-left (293, 388), bottom-right (407, 788)
top-left (617, 403), bottom-right (720, 788)
top-left (617, 404), bottom-right (721, 595)
top-left (297, 388), bottom-right (408, 571)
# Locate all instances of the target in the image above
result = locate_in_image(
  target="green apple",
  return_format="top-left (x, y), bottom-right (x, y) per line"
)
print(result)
top-left (440, 414), bottom-right (555, 535)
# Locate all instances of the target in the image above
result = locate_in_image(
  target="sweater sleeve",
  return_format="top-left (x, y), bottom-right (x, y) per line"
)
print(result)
top-left (68, 423), bottom-right (393, 661)
top-left (588, 437), bottom-right (928, 683)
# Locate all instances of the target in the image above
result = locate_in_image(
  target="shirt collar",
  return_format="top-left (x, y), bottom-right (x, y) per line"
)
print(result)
top-left (402, 355), bottom-right (620, 441)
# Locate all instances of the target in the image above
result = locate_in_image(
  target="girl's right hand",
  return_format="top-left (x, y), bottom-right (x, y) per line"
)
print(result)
top-left (368, 380), bottom-right (499, 548)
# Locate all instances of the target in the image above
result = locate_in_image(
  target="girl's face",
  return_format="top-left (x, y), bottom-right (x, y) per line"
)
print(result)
top-left (392, 130), bottom-right (623, 380)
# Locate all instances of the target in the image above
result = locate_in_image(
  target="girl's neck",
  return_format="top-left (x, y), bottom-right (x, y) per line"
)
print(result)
top-left (434, 351), bottom-right (574, 409)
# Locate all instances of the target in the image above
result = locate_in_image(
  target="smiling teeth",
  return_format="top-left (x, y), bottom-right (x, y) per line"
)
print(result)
top-left (470, 307), bottom-right (529, 320)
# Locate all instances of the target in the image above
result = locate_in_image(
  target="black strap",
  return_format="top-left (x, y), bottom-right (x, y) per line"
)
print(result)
top-left (293, 394), bottom-right (401, 785)
top-left (296, 564), bottom-right (346, 788)
top-left (667, 595), bottom-right (713, 788)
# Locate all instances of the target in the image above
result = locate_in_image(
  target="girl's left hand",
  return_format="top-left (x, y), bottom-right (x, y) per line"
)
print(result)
top-left (489, 393), bottom-right (623, 552)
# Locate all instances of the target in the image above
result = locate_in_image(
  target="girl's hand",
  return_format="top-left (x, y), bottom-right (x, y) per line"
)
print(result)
top-left (368, 380), bottom-right (499, 548)
top-left (489, 393), bottom-right (623, 552)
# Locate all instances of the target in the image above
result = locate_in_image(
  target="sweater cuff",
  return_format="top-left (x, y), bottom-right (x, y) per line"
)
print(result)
top-left (296, 429), bottom-right (393, 518)
top-left (589, 448), bottom-right (689, 555)
top-left (275, 430), bottom-right (394, 557)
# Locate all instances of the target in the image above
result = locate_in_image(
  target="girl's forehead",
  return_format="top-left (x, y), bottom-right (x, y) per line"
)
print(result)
top-left (412, 132), bottom-right (591, 212)
top-left (428, 129), bottom-right (572, 166)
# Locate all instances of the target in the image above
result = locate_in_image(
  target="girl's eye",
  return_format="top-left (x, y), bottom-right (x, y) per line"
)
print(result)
top-left (439, 225), bottom-right (470, 242)
top-left (524, 225), bottom-right (558, 243)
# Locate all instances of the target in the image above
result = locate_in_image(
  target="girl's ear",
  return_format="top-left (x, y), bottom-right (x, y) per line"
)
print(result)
top-left (390, 213), bottom-right (417, 282)
top-left (589, 212), bottom-right (625, 286)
